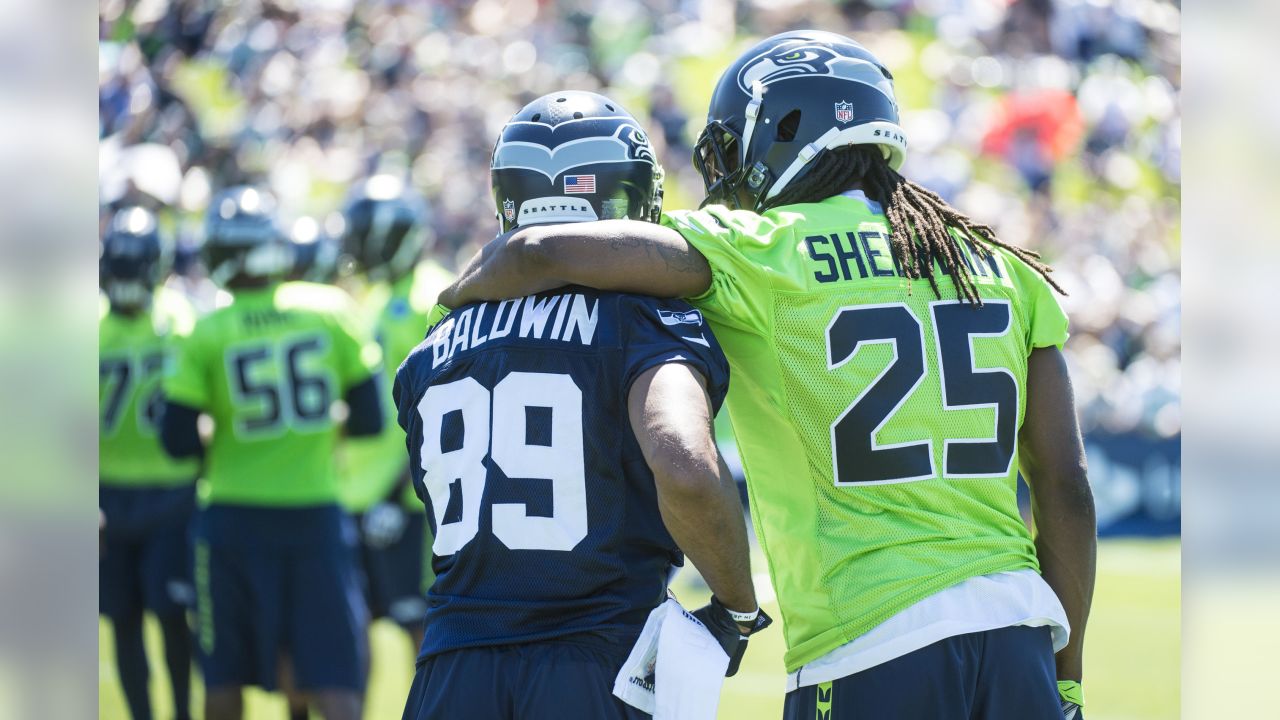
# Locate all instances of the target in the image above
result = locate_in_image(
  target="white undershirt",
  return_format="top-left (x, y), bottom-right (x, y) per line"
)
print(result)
top-left (787, 569), bottom-right (1070, 691)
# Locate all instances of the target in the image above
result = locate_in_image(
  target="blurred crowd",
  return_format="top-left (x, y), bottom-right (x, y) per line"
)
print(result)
top-left (98, 0), bottom-right (1180, 440)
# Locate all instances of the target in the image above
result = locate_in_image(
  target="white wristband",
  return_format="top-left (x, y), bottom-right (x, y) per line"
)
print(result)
top-left (726, 606), bottom-right (760, 624)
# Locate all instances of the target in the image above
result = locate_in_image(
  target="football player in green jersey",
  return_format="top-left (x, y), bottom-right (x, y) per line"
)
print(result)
top-left (436, 30), bottom-right (1096, 720)
top-left (159, 186), bottom-right (384, 720)
top-left (99, 206), bottom-right (198, 720)
top-left (334, 174), bottom-right (452, 653)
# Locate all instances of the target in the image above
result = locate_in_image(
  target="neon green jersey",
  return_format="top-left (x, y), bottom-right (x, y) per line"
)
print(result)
top-left (662, 193), bottom-right (1069, 671)
top-left (339, 261), bottom-right (453, 511)
top-left (100, 289), bottom-right (200, 486)
top-left (163, 281), bottom-right (382, 507)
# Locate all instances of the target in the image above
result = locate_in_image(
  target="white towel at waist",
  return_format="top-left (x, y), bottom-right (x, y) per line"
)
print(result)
top-left (613, 597), bottom-right (730, 719)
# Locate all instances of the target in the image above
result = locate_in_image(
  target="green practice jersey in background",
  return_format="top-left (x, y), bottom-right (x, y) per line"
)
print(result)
top-left (338, 261), bottom-right (453, 512)
top-left (662, 192), bottom-right (1069, 672)
top-left (163, 281), bottom-right (382, 507)
top-left (100, 288), bottom-right (200, 486)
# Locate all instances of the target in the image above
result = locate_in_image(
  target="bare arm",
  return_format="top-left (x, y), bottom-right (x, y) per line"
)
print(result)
top-left (440, 220), bottom-right (712, 307)
top-left (627, 362), bottom-right (756, 615)
top-left (1020, 346), bottom-right (1096, 683)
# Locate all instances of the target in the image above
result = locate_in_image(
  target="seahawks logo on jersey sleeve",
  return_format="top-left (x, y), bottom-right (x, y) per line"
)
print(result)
top-left (657, 308), bottom-right (704, 327)
top-left (735, 42), bottom-right (897, 105)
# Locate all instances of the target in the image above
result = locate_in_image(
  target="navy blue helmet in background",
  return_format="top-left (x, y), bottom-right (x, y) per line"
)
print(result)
top-left (101, 206), bottom-right (165, 311)
top-left (202, 185), bottom-right (291, 287)
top-left (338, 174), bottom-right (432, 284)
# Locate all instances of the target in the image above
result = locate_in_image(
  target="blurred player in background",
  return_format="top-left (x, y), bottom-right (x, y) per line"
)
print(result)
top-left (335, 175), bottom-right (452, 657)
top-left (159, 186), bottom-right (384, 720)
top-left (288, 216), bottom-right (341, 285)
top-left (441, 31), bottom-right (1097, 719)
top-left (99, 207), bottom-right (198, 720)
top-left (281, 217), bottom-right (349, 720)
top-left (396, 92), bottom-right (767, 719)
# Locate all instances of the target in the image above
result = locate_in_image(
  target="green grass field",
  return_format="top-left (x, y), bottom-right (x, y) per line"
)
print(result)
top-left (99, 538), bottom-right (1179, 719)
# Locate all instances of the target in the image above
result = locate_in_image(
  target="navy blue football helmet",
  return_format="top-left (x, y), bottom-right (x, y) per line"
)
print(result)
top-left (693, 30), bottom-right (907, 211)
top-left (203, 186), bottom-right (291, 287)
top-left (101, 206), bottom-right (164, 311)
top-left (338, 175), bottom-right (431, 283)
top-left (491, 91), bottom-right (663, 233)
top-left (288, 216), bottom-right (341, 283)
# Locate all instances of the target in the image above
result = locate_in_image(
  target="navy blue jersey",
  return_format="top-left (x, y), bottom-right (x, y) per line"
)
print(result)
top-left (393, 287), bottom-right (729, 661)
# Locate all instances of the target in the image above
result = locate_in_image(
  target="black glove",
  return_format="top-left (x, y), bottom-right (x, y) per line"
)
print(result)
top-left (691, 596), bottom-right (773, 677)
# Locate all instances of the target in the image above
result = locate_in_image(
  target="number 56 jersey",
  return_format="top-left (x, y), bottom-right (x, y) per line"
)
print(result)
top-left (163, 282), bottom-right (383, 506)
top-left (394, 287), bottom-right (729, 663)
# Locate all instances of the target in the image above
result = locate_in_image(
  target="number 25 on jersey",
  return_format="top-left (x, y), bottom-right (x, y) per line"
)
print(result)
top-left (827, 300), bottom-right (1019, 485)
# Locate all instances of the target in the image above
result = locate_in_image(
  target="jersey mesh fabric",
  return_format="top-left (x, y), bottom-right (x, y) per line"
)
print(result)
top-left (394, 288), bottom-right (729, 661)
top-left (662, 193), bottom-right (1068, 671)
top-left (163, 281), bottom-right (382, 506)
top-left (100, 288), bottom-right (200, 485)
top-left (339, 261), bottom-right (453, 512)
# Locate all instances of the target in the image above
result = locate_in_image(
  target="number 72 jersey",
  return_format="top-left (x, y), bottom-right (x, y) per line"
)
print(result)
top-left (393, 288), bottom-right (729, 663)
top-left (663, 197), bottom-right (1072, 672)
top-left (99, 289), bottom-right (200, 486)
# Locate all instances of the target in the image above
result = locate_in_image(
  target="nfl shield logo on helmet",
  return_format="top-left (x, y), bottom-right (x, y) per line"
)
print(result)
top-left (502, 198), bottom-right (515, 222)
top-left (834, 101), bottom-right (854, 124)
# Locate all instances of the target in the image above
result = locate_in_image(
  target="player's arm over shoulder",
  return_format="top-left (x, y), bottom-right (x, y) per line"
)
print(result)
top-left (440, 219), bottom-right (713, 307)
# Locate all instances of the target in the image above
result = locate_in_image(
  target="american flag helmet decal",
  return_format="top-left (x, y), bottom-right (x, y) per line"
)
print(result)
top-left (563, 175), bottom-right (596, 194)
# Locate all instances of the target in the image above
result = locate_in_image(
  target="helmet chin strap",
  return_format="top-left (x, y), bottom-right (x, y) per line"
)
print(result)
top-left (738, 81), bottom-right (766, 178)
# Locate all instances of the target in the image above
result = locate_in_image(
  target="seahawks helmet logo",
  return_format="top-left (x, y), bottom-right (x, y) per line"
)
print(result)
top-left (624, 127), bottom-right (655, 164)
top-left (735, 42), bottom-right (898, 106)
top-left (493, 121), bottom-right (656, 182)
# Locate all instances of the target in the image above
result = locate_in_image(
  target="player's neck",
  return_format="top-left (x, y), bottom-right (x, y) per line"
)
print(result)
top-left (228, 277), bottom-right (278, 293)
top-left (110, 305), bottom-right (147, 319)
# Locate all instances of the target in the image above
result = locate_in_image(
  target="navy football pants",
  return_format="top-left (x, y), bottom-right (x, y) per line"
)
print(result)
top-left (402, 641), bottom-right (650, 720)
top-left (99, 485), bottom-right (196, 620)
top-left (783, 626), bottom-right (1063, 720)
top-left (195, 504), bottom-right (369, 692)
top-left (356, 511), bottom-right (429, 627)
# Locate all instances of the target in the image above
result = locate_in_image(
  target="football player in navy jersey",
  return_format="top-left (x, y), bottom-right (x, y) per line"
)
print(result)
top-left (395, 91), bottom-right (770, 719)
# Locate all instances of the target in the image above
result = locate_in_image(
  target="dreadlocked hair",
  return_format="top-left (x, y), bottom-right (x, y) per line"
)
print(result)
top-left (765, 145), bottom-right (1065, 305)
